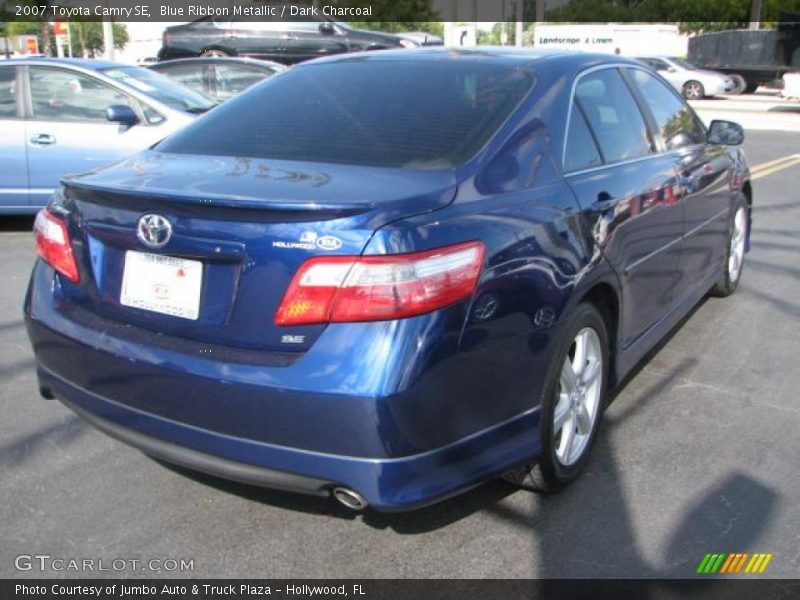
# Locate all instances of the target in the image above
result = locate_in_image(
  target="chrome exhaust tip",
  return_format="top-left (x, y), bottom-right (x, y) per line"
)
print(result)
top-left (331, 487), bottom-right (369, 511)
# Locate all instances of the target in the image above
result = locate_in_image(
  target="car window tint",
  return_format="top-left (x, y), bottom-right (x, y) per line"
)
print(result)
top-left (575, 69), bottom-right (652, 164)
top-left (564, 102), bottom-right (603, 172)
top-left (30, 68), bottom-right (131, 122)
top-left (628, 69), bottom-right (706, 150)
top-left (158, 61), bottom-right (534, 168)
top-left (214, 64), bottom-right (273, 100)
top-left (0, 68), bottom-right (17, 118)
top-left (154, 64), bottom-right (206, 96)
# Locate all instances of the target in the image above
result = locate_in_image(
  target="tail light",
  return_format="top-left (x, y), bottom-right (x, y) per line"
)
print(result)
top-left (34, 209), bottom-right (79, 283)
top-left (276, 241), bottom-right (485, 326)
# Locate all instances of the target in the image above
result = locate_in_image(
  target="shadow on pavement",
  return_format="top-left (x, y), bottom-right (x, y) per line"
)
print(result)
top-left (0, 216), bottom-right (34, 233)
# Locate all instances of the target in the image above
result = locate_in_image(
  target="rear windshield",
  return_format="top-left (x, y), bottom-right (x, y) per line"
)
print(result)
top-left (156, 60), bottom-right (534, 168)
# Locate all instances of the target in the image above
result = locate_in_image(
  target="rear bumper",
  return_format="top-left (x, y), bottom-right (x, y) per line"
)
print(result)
top-left (35, 357), bottom-right (538, 511)
top-left (26, 263), bottom-right (546, 511)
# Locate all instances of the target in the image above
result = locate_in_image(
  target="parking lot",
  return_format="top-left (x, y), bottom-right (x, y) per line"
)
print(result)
top-left (1, 124), bottom-right (799, 578)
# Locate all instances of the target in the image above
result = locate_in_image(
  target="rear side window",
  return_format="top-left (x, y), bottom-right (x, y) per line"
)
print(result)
top-left (157, 61), bottom-right (534, 168)
top-left (215, 64), bottom-right (275, 100)
top-left (154, 64), bottom-right (207, 95)
top-left (564, 102), bottom-right (603, 172)
top-left (0, 68), bottom-right (17, 118)
top-left (575, 69), bottom-right (653, 164)
top-left (627, 69), bottom-right (706, 150)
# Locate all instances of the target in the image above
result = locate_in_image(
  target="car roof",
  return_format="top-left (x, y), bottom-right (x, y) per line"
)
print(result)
top-left (151, 57), bottom-right (285, 70)
top-left (299, 47), bottom-right (646, 70)
top-left (7, 57), bottom-right (127, 70)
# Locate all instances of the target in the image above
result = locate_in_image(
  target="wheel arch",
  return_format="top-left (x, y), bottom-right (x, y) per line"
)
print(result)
top-left (577, 281), bottom-right (622, 389)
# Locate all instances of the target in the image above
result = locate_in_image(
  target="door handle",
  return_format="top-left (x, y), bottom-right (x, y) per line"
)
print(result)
top-left (30, 133), bottom-right (56, 146)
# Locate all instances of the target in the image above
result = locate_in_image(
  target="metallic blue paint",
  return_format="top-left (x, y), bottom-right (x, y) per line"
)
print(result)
top-left (25, 49), bottom-right (751, 510)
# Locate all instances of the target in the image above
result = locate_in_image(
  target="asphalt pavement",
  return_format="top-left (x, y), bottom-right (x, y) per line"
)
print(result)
top-left (1, 129), bottom-right (799, 579)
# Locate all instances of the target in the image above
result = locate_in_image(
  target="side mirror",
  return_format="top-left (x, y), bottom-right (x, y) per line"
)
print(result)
top-left (319, 22), bottom-right (335, 35)
top-left (106, 104), bottom-right (138, 126)
top-left (708, 120), bottom-right (744, 146)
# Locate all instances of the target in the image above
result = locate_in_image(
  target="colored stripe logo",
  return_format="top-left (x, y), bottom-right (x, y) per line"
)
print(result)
top-left (696, 552), bottom-right (773, 574)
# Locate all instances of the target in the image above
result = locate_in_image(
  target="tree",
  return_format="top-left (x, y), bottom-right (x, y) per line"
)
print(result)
top-left (67, 22), bottom-right (129, 58)
top-left (543, 0), bottom-right (800, 34)
top-left (348, 22), bottom-right (444, 37)
top-left (329, 0), bottom-right (440, 24)
top-left (477, 23), bottom-right (516, 46)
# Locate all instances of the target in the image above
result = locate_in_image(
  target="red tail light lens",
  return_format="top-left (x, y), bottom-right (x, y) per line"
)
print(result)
top-left (34, 209), bottom-right (79, 283)
top-left (275, 241), bottom-right (485, 326)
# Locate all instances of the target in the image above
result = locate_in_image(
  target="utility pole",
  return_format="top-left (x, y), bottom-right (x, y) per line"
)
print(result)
top-left (103, 20), bottom-right (115, 60)
top-left (515, 0), bottom-right (524, 47)
top-left (749, 0), bottom-right (763, 30)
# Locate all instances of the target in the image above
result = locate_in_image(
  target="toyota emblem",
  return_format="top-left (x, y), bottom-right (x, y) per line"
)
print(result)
top-left (137, 214), bottom-right (172, 249)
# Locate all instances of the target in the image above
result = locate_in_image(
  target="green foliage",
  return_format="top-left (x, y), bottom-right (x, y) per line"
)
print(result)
top-left (544, 0), bottom-right (800, 34)
top-left (329, 0), bottom-right (440, 23)
top-left (348, 22), bottom-right (444, 37)
top-left (477, 23), bottom-right (516, 46)
top-left (1, 21), bottom-right (128, 57)
top-left (67, 23), bottom-right (129, 57)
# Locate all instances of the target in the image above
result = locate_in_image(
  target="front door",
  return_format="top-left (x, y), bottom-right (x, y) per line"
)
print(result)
top-left (24, 66), bottom-right (156, 208)
top-left (624, 67), bottom-right (732, 286)
top-left (0, 65), bottom-right (29, 212)
top-left (564, 67), bottom-right (685, 347)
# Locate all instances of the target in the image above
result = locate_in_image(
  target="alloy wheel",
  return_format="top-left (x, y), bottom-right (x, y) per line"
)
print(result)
top-left (554, 327), bottom-right (603, 466)
top-left (729, 206), bottom-right (747, 282)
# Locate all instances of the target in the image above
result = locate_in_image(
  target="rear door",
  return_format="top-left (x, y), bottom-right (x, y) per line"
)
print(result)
top-left (24, 66), bottom-right (163, 208)
top-left (625, 67), bottom-right (732, 286)
top-left (0, 65), bottom-right (29, 211)
top-left (219, 21), bottom-right (287, 61)
top-left (280, 20), bottom-right (349, 64)
top-left (564, 66), bottom-right (684, 347)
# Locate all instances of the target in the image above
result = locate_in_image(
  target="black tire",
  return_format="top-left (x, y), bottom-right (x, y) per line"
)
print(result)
top-left (503, 302), bottom-right (609, 492)
top-left (683, 80), bottom-right (706, 100)
top-left (712, 195), bottom-right (749, 297)
top-left (729, 74), bottom-right (747, 95)
top-left (743, 82), bottom-right (760, 94)
top-left (202, 49), bottom-right (232, 58)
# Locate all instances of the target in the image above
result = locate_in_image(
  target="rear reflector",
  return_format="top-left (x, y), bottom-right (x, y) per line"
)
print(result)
top-left (275, 241), bottom-right (485, 326)
top-left (34, 209), bottom-right (79, 283)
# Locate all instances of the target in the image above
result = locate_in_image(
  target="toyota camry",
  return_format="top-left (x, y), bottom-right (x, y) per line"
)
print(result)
top-left (25, 49), bottom-right (751, 511)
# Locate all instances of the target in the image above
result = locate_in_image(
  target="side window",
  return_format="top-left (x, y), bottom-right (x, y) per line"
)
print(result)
top-left (0, 67), bottom-right (18, 118)
top-left (628, 69), bottom-right (706, 150)
top-left (214, 64), bottom-right (271, 100)
top-left (154, 64), bottom-right (205, 95)
top-left (29, 68), bottom-right (132, 122)
top-left (564, 102), bottom-right (603, 172)
top-left (575, 69), bottom-right (653, 164)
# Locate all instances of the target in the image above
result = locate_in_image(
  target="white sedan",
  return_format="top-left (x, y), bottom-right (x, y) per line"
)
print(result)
top-left (636, 56), bottom-right (737, 99)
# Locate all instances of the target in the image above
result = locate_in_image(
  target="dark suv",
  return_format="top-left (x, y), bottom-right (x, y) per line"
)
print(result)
top-left (158, 17), bottom-right (414, 64)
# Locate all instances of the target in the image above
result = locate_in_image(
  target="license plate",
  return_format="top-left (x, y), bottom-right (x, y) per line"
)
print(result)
top-left (120, 251), bottom-right (202, 320)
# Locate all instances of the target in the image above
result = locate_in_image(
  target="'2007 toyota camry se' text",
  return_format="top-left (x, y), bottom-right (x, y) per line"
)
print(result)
top-left (25, 49), bottom-right (751, 511)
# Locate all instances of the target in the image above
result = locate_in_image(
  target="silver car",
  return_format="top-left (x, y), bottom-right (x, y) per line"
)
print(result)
top-left (636, 56), bottom-right (736, 99)
top-left (0, 58), bottom-right (215, 215)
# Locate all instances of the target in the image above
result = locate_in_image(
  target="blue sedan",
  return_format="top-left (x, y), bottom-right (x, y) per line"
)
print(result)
top-left (25, 49), bottom-right (751, 511)
top-left (0, 58), bottom-right (215, 214)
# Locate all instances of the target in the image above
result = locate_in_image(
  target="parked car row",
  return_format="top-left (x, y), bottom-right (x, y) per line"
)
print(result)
top-left (159, 17), bottom-right (442, 64)
top-left (635, 56), bottom-right (738, 98)
top-left (0, 58), bottom-right (214, 214)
